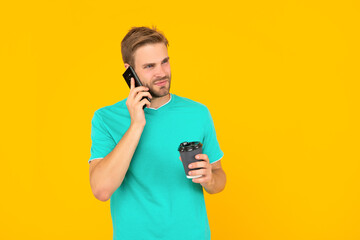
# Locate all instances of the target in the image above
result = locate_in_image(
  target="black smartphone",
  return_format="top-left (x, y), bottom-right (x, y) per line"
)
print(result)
top-left (122, 66), bottom-right (151, 109)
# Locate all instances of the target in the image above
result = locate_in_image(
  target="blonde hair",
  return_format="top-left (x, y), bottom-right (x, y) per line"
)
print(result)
top-left (121, 26), bottom-right (169, 68)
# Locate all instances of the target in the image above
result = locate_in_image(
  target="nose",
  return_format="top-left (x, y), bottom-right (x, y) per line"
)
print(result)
top-left (154, 64), bottom-right (166, 78)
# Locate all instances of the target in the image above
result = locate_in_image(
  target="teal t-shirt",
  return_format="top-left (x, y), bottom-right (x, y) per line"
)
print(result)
top-left (89, 93), bottom-right (224, 240)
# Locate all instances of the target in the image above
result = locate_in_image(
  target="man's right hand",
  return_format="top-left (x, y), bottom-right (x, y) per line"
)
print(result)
top-left (126, 77), bottom-right (152, 127)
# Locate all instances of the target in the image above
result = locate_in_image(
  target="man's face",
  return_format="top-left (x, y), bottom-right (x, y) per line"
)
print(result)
top-left (132, 43), bottom-right (171, 98)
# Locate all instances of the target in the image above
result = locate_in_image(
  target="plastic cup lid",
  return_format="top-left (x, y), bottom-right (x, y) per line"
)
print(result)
top-left (178, 141), bottom-right (202, 152)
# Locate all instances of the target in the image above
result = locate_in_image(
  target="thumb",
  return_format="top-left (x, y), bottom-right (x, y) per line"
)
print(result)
top-left (130, 77), bottom-right (135, 90)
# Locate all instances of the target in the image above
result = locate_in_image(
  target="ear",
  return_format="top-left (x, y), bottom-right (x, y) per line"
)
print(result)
top-left (124, 63), bottom-right (130, 69)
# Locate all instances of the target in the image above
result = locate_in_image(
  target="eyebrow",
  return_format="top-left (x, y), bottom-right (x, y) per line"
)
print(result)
top-left (142, 57), bottom-right (170, 68)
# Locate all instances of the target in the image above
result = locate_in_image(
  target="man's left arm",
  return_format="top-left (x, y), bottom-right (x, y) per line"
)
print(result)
top-left (185, 154), bottom-right (226, 194)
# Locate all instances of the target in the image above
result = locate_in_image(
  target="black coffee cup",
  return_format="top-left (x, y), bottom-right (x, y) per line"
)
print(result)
top-left (178, 141), bottom-right (204, 179)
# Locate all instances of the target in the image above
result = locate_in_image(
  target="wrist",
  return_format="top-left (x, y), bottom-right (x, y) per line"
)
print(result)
top-left (130, 121), bottom-right (145, 131)
top-left (203, 174), bottom-right (216, 192)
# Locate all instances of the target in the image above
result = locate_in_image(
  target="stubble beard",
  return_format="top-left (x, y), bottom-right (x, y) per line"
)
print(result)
top-left (146, 74), bottom-right (171, 98)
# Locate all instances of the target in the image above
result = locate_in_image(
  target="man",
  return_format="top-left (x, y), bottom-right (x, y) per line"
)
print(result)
top-left (88, 26), bottom-right (226, 240)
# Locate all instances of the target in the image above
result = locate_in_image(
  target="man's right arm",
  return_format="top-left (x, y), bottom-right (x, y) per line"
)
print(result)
top-left (89, 122), bottom-right (144, 202)
top-left (89, 77), bottom-right (152, 202)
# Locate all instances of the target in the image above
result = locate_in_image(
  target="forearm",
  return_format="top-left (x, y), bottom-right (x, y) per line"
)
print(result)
top-left (90, 123), bottom-right (144, 201)
top-left (204, 169), bottom-right (227, 194)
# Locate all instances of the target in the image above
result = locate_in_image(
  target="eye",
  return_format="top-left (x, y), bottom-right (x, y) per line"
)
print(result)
top-left (162, 58), bottom-right (169, 64)
top-left (144, 64), bottom-right (153, 69)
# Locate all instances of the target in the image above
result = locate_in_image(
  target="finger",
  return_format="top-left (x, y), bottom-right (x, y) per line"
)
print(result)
top-left (189, 161), bottom-right (207, 169)
top-left (134, 92), bottom-right (152, 104)
top-left (129, 87), bottom-right (150, 103)
top-left (189, 169), bottom-right (207, 176)
top-left (132, 85), bottom-right (149, 93)
top-left (139, 99), bottom-right (151, 109)
top-left (195, 154), bottom-right (210, 163)
top-left (179, 156), bottom-right (182, 161)
top-left (130, 77), bottom-right (135, 90)
top-left (129, 85), bottom-right (149, 99)
top-left (192, 177), bottom-right (209, 183)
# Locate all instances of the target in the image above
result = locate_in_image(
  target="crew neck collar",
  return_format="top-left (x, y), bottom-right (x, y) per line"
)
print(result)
top-left (145, 93), bottom-right (173, 111)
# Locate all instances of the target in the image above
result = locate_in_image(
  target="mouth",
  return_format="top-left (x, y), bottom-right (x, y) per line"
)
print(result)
top-left (154, 80), bottom-right (168, 86)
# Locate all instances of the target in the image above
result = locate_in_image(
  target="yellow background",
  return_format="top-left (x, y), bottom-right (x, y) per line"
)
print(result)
top-left (1, 0), bottom-right (359, 239)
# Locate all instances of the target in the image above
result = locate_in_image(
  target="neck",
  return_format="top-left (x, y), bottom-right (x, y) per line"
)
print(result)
top-left (149, 93), bottom-right (171, 109)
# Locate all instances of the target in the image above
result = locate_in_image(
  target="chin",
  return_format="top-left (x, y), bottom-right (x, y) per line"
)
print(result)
top-left (150, 88), bottom-right (170, 98)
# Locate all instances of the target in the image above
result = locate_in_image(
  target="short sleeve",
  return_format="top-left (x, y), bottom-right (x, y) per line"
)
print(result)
top-left (202, 107), bottom-right (224, 164)
top-left (88, 111), bottom-right (116, 163)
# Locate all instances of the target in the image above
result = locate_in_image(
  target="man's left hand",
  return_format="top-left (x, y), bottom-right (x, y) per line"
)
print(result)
top-left (180, 154), bottom-right (215, 188)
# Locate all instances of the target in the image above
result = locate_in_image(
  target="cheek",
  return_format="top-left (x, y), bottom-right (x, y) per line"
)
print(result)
top-left (164, 65), bottom-right (171, 75)
top-left (138, 72), bottom-right (152, 84)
